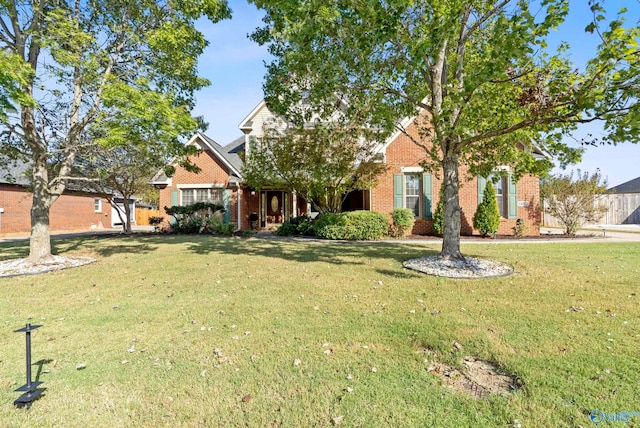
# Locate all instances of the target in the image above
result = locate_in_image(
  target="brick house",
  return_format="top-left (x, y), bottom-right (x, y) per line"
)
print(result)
top-left (0, 161), bottom-right (113, 236)
top-left (154, 133), bottom-right (247, 228)
top-left (156, 101), bottom-right (542, 236)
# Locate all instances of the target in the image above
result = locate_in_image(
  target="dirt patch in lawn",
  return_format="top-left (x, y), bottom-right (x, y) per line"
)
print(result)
top-left (427, 356), bottom-right (521, 399)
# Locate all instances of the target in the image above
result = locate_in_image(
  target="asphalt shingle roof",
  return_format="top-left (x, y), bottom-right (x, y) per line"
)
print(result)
top-left (609, 176), bottom-right (640, 194)
top-left (199, 133), bottom-right (244, 176)
top-left (0, 158), bottom-right (31, 186)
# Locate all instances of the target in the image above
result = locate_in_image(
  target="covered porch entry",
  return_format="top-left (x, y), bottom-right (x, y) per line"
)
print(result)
top-left (257, 190), bottom-right (309, 229)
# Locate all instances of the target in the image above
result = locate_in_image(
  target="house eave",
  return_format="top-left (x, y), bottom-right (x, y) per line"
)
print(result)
top-left (238, 100), bottom-right (267, 131)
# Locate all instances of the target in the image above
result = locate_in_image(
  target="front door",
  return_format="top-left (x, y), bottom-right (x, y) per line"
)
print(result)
top-left (265, 191), bottom-right (284, 226)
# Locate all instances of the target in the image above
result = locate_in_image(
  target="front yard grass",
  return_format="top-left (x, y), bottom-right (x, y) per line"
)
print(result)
top-left (0, 235), bottom-right (638, 427)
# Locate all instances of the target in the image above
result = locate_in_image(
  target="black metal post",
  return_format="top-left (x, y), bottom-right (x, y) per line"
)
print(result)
top-left (14, 323), bottom-right (43, 408)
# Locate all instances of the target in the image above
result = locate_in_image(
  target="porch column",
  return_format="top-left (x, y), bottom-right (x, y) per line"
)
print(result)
top-left (292, 191), bottom-right (297, 217)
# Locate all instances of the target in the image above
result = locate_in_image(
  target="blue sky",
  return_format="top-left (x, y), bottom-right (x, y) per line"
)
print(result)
top-left (192, 0), bottom-right (639, 188)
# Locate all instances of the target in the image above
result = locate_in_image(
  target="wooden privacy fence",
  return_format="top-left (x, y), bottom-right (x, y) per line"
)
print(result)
top-left (543, 193), bottom-right (640, 226)
top-left (135, 209), bottom-right (161, 226)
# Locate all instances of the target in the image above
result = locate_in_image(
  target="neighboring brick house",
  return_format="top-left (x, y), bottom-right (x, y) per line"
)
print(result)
top-left (0, 161), bottom-right (113, 236)
top-left (157, 100), bottom-right (542, 236)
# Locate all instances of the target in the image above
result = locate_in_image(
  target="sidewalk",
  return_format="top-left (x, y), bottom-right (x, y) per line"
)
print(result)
top-left (2, 225), bottom-right (639, 245)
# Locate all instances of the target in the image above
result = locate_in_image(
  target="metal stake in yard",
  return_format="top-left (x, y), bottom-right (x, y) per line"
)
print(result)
top-left (14, 323), bottom-right (43, 409)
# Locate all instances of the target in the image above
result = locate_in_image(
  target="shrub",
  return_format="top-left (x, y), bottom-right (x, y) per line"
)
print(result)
top-left (312, 213), bottom-right (345, 239)
top-left (290, 215), bottom-right (315, 236)
top-left (275, 222), bottom-right (297, 236)
top-left (314, 210), bottom-right (389, 240)
top-left (432, 185), bottom-right (445, 236)
top-left (165, 202), bottom-right (225, 233)
top-left (180, 217), bottom-right (206, 234)
top-left (473, 181), bottom-right (501, 237)
top-left (209, 217), bottom-right (235, 235)
top-left (390, 208), bottom-right (415, 238)
top-left (274, 215), bottom-right (315, 237)
top-left (512, 218), bottom-right (526, 238)
top-left (296, 220), bottom-right (315, 236)
top-left (148, 216), bottom-right (164, 232)
top-left (540, 169), bottom-right (608, 236)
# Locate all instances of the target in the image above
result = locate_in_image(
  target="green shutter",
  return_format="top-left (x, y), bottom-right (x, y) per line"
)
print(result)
top-left (170, 190), bottom-right (179, 207)
top-left (223, 189), bottom-right (231, 223)
top-left (393, 174), bottom-right (403, 209)
top-left (507, 174), bottom-right (518, 219)
top-left (422, 173), bottom-right (432, 219)
top-left (477, 176), bottom-right (487, 205)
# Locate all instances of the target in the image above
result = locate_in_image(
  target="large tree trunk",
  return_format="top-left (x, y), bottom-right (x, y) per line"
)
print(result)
top-left (29, 197), bottom-right (53, 263)
top-left (122, 200), bottom-right (133, 234)
top-left (28, 157), bottom-right (56, 263)
top-left (440, 151), bottom-right (464, 260)
top-left (24, 102), bottom-right (57, 263)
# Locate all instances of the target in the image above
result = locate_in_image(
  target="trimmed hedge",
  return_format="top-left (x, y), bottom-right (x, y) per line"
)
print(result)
top-left (314, 210), bottom-right (389, 240)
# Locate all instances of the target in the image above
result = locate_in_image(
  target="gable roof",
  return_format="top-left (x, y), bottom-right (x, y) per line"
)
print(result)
top-left (239, 100), bottom-right (267, 131)
top-left (609, 176), bottom-right (640, 194)
top-left (151, 132), bottom-right (244, 185)
top-left (197, 133), bottom-right (243, 178)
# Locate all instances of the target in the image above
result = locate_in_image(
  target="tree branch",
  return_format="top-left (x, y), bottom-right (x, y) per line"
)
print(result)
top-left (461, 0), bottom-right (512, 45)
top-left (394, 123), bottom-right (430, 153)
top-left (0, 16), bottom-right (16, 45)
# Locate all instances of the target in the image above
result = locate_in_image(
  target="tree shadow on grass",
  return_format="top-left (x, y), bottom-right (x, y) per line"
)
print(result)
top-left (52, 234), bottom-right (159, 258)
top-left (0, 234), bottom-right (160, 261)
top-left (0, 242), bottom-right (29, 261)
top-left (185, 236), bottom-right (442, 267)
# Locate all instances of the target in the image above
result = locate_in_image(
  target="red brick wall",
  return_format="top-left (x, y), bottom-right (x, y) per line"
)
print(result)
top-left (50, 192), bottom-right (111, 231)
top-left (0, 185), bottom-right (31, 234)
top-left (241, 188), bottom-right (260, 230)
top-left (372, 121), bottom-right (541, 236)
top-left (0, 184), bottom-right (111, 235)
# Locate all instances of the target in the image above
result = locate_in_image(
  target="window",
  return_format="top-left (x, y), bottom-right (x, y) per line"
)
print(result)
top-left (493, 176), bottom-right (506, 218)
top-left (405, 174), bottom-right (421, 218)
top-left (94, 198), bottom-right (102, 213)
top-left (393, 173), bottom-right (432, 219)
top-left (180, 188), bottom-right (223, 206)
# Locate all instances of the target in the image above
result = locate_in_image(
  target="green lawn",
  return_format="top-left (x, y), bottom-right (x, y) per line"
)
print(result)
top-left (1, 235), bottom-right (638, 427)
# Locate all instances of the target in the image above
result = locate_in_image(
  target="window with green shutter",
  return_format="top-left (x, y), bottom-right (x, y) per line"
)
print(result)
top-left (393, 173), bottom-right (433, 219)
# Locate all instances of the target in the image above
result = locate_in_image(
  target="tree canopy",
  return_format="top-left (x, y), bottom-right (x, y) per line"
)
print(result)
top-left (251, 0), bottom-right (638, 259)
top-left (243, 118), bottom-right (387, 214)
top-left (0, 0), bottom-right (231, 261)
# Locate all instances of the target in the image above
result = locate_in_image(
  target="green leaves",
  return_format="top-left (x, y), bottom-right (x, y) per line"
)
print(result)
top-left (1, 0), bottom-right (231, 255)
top-left (243, 118), bottom-right (387, 214)
top-left (0, 51), bottom-right (35, 120)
